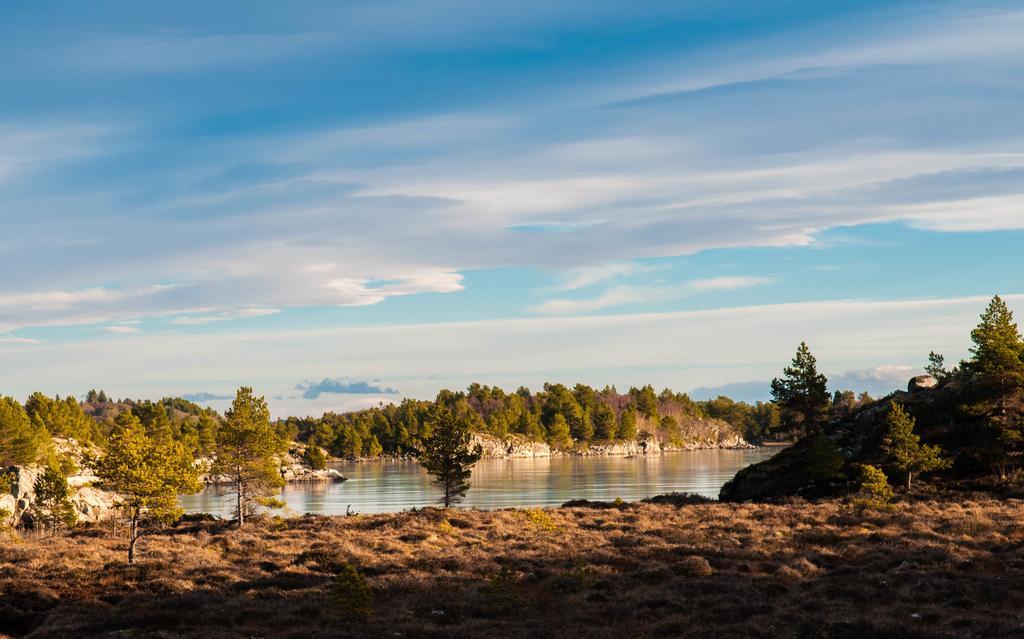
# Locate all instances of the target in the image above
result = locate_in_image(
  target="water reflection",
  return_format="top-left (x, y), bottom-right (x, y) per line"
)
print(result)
top-left (180, 447), bottom-right (781, 516)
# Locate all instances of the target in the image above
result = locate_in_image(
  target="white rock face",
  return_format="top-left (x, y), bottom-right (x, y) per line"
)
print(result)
top-left (470, 425), bottom-right (752, 460)
top-left (201, 443), bottom-right (347, 484)
top-left (4, 438), bottom-right (119, 527)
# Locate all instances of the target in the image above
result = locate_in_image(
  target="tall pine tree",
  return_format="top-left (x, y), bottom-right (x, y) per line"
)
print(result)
top-left (211, 387), bottom-right (286, 527)
top-left (419, 401), bottom-right (482, 507)
top-left (968, 295), bottom-right (1024, 387)
top-left (771, 342), bottom-right (830, 437)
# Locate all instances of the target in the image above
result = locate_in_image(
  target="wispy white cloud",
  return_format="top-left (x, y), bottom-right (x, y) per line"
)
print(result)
top-left (688, 276), bottom-right (773, 292)
top-left (324, 270), bottom-right (464, 306)
top-left (103, 325), bottom-right (140, 334)
top-left (554, 262), bottom-right (660, 291)
top-left (170, 308), bottom-right (281, 326)
top-left (0, 334), bottom-right (39, 345)
top-left (532, 275), bottom-right (773, 315)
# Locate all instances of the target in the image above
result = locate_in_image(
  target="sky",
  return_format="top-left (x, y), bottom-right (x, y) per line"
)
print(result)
top-left (2, 1), bottom-right (1024, 417)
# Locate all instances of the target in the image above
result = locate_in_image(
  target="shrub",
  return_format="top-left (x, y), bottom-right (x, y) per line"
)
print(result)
top-left (678, 555), bottom-right (714, 578)
top-left (331, 563), bottom-right (372, 621)
top-left (519, 508), bottom-right (561, 535)
top-left (303, 446), bottom-right (328, 471)
top-left (854, 465), bottom-right (894, 509)
top-left (482, 565), bottom-right (524, 612)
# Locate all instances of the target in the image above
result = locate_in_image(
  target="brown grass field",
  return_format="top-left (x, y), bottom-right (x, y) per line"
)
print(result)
top-left (2, 496), bottom-right (1023, 638)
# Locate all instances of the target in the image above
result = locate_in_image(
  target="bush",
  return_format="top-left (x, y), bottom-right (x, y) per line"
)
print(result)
top-left (331, 563), bottom-right (372, 621)
top-left (482, 565), bottom-right (524, 612)
top-left (854, 465), bottom-right (894, 509)
top-left (678, 555), bottom-right (714, 578)
top-left (519, 508), bottom-right (561, 535)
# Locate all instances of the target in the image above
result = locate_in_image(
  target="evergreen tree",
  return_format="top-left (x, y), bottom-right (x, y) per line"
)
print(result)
top-left (660, 415), bottom-right (681, 445)
top-left (419, 401), bottom-right (482, 507)
top-left (32, 463), bottom-right (78, 535)
top-left (592, 403), bottom-right (617, 440)
top-left (630, 385), bottom-right (660, 421)
top-left (925, 352), bottom-right (948, 382)
top-left (0, 396), bottom-right (48, 467)
top-left (211, 387), bottom-right (286, 527)
top-left (968, 295), bottom-right (1024, 387)
top-left (974, 416), bottom-right (1023, 480)
top-left (854, 464), bottom-right (894, 509)
top-left (771, 342), bottom-right (830, 437)
top-left (546, 413), bottom-right (572, 449)
top-left (93, 420), bottom-right (200, 563)
top-left (880, 403), bottom-right (949, 490)
top-left (617, 405), bottom-right (638, 440)
top-left (804, 434), bottom-right (844, 480)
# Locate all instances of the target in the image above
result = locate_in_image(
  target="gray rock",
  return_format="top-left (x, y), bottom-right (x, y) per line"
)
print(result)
top-left (908, 375), bottom-right (939, 392)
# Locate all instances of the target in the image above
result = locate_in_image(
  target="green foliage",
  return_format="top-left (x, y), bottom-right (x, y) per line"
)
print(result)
top-left (419, 399), bottom-right (483, 507)
top-left (519, 507), bottom-right (561, 535)
top-left (483, 565), bottom-right (525, 612)
top-left (546, 413), bottom-right (572, 449)
top-left (0, 396), bottom-right (49, 467)
top-left (330, 562), bottom-right (373, 622)
top-left (972, 416), bottom-right (1023, 480)
top-left (700, 396), bottom-right (781, 441)
top-left (629, 385), bottom-right (659, 421)
top-left (925, 351), bottom-right (949, 382)
top-left (591, 402), bottom-right (617, 440)
top-left (771, 342), bottom-right (830, 437)
top-left (303, 445), bottom-right (328, 470)
top-left (32, 462), bottom-right (78, 534)
top-left (880, 403), bottom-right (950, 490)
top-left (854, 464), bottom-right (894, 509)
top-left (211, 387), bottom-right (286, 526)
top-left (804, 434), bottom-right (844, 481)
top-left (968, 295), bottom-right (1024, 387)
top-left (26, 393), bottom-right (100, 443)
top-left (93, 420), bottom-right (201, 563)
top-left (617, 405), bottom-right (638, 440)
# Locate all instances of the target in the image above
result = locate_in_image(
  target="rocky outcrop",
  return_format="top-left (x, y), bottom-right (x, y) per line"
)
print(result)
top-left (471, 423), bottom-right (752, 460)
top-left (2, 438), bottom-right (119, 528)
top-left (720, 375), bottom-right (1012, 502)
top-left (909, 374), bottom-right (939, 392)
top-left (279, 445), bottom-right (346, 482)
top-left (200, 443), bottom-right (346, 484)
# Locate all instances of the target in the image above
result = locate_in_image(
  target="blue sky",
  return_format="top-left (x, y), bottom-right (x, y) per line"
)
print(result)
top-left (2, 1), bottom-right (1023, 416)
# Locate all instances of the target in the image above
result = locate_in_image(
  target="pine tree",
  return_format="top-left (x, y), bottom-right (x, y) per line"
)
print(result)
top-left (0, 396), bottom-right (48, 467)
top-left (925, 352), bottom-right (948, 382)
top-left (880, 403), bottom-right (949, 490)
top-left (804, 434), bottom-right (844, 480)
top-left (968, 295), bottom-right (1024, 387)
top-left (592, 403), bottom-right (617, 440)
top-left (93, 420), bottom-right (200, 563)
top-left (617, 405), bottom-right (638, 440)
top-left (771, 342), bottom-right (831, 437)
top-left (854, 464), bottom-right (893, 509)
top-left (546, 413), bottom-right (572, 449)
top-left (419, 401), bottom-right (482, 507)
top-left (211, 387), bottom-right (286, 527)
top-left (32, 463), bottom-right (78, 535)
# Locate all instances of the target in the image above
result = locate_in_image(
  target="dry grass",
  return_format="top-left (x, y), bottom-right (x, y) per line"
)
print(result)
top-left (2, 497), bottom-right (1024, 638)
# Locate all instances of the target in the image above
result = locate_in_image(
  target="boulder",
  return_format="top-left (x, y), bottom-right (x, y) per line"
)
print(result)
top-left (908, 375), bottom-right (939, 393)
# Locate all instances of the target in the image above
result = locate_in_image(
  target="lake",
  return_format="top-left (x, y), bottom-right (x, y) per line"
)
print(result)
top-left (180, 446), bottom-right (782, 516)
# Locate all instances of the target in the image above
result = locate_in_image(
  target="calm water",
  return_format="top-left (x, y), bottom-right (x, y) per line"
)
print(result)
top-left (180, 447), bottom-right (781, 516)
